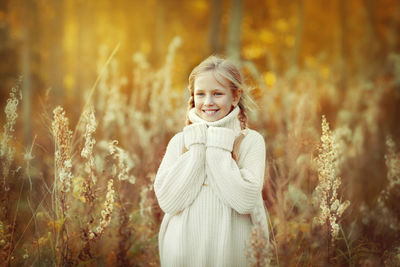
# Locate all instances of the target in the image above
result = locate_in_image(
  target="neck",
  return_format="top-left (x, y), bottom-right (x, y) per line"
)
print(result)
top-left (188, 106), bottom-right (242, 134)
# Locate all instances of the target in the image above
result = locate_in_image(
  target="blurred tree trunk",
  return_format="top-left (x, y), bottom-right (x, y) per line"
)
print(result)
top-left (290, 0), bottom-right (304, 72)
top-left (363, 0), bottom-right (387, 77)
top-left (0, 1), bottom-right (7, 50)
top-left (209, 0), bottom-right (222, 54)
top-left (226, 0), bottom-right (242, 65)
top-left (75, 0), bottom-right (84, 102)
top-left (49, 0), bottom-right (65, 102)
top-left (152, 0), bottom-right (165, 67)
top-left (21, 1), bottom-right (35, 148)
top-left (387, 1), bottom-right (400, 86)
top-left (0, 0), bottom-right (18, 102)
top-left (338, 0), bottom-right (348, 91)
top-left (76, 1), bottom-right (95, 107)
top-left (388, 2), bottom-right (400, 53)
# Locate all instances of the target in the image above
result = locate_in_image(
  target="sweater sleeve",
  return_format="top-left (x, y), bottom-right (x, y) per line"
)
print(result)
top-left (205, 127), bottom-right (265, 214)
top-left (154, 124), bottom-right (207, 215)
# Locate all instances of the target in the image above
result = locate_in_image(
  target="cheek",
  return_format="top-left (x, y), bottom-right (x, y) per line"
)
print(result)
top-left (220, 96), bottom-right (234, 108)
top-left (194, 97), bottom-right (201, 108)
top-left (193, 97), bottom-right (199, 107)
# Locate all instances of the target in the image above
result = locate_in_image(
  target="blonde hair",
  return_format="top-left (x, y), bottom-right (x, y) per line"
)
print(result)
top-left (186, 55), bottom-right (252, 130)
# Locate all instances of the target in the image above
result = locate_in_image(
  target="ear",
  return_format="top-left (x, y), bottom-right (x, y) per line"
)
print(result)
top-left (232, 89), bottom-right (242, 107)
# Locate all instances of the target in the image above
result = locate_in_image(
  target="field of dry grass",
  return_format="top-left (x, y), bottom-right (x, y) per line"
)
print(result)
top-left (1, 40), bottom-right (400, 266)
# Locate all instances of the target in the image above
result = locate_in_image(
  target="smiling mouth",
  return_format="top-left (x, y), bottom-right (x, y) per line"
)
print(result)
top-left (202, 109), bottom-right (219, 115)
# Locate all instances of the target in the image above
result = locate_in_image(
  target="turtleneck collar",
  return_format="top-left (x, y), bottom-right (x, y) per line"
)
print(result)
top-left (188, 105), bottom-right (242, 135)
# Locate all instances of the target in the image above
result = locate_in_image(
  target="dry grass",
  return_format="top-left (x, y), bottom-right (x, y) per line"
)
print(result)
top-left (0, 38), bottom-right (399, 266)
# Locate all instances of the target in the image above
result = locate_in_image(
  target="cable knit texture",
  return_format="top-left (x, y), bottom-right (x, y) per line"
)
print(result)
top-left (154, 106), bottom-right (269, 267)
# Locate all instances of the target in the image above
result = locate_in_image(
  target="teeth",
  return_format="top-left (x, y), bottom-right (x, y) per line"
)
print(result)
top-left (203, 110), bottom-right (218, 115)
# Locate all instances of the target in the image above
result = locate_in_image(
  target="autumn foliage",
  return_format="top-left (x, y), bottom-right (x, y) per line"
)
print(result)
top-left (1, 0), bottom-right (400, 266)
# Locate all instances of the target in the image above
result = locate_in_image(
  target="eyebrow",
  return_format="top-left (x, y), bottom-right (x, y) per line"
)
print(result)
top-left (195, 88), bottom-right (224, 92)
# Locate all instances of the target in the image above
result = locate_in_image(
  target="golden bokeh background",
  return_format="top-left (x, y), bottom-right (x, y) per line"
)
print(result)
top-left (1, 0), bottom-right (400, 265)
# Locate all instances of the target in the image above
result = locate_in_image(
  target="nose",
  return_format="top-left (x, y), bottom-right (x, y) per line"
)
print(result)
top-left (204, 94), bottom-right (214, 106)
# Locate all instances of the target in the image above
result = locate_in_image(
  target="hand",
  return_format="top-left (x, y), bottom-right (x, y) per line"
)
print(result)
top-left (183, 123), bottom-right (208, 148)
top-left (206, 126), bottom-right (236, 151)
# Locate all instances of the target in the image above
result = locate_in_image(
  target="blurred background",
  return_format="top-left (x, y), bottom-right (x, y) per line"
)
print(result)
top-left (1, 0), bottom-right (399, 126)
top-left (1, 0), bottom-right (400, 266)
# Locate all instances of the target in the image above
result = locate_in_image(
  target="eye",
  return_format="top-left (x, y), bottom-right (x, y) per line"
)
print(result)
top-left (214, 92), bottom-right (224, 96)
top-left (195, 92), bottom-right (205, 96)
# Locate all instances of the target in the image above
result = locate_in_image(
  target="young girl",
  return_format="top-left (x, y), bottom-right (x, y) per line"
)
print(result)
top-left (154, 55), bottom-right (269, 267)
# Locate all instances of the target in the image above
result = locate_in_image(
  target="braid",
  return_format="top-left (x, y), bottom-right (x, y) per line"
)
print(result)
top-left (186, 93), bottom-right (195, 126)
top-left (238, 102), bottom-right (248, 130)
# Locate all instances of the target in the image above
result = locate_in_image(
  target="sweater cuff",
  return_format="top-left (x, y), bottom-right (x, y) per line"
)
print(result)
top-left (183, 123), bottom-right (207, 148)
top-left (206, 127), bottom-right (236, 151)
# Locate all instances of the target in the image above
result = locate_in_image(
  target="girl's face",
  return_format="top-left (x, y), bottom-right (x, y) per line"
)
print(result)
top-left (193, 71), bottom-right (240, 122)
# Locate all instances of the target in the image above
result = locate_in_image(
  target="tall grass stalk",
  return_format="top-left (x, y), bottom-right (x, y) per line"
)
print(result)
top-left (314, 115), bottom-right (350, 263)
top-left (88, 179), bottom-right (115, 240)
top-left (71, 43), bottom-right (120, 146)
top-left (51, 106), bottom-right (73, 265)
top-left (1, 81), bottom-right (21, 188)
top-left (383, 136), bottom-right (400, 194)
top-left (80, 105), bottom-right (97, 207)
top-left (1, 81), bottom-right (22, 265)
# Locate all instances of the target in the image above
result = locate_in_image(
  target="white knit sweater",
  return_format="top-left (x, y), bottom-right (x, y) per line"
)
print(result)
top-left (154, 106), bottom-right (269, 267)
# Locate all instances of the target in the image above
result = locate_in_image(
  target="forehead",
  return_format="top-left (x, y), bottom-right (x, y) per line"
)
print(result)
top-left (194, 71), bottom-right (230, 91)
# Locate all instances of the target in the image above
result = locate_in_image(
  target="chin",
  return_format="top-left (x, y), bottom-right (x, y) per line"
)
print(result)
top-left (202, 114), bottom-right (225, 122)
top-left (200, 116), bottom-right (217, 122)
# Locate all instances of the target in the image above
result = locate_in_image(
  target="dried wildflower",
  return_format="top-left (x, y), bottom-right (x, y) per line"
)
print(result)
top-left (360, 135), bottom-right (400, 231)
top-left (163, 36), bottom-right (182, 94)
top-left (103, 86), bottom-right (126, 131)
top-left (81, 106), bottom-right (98, 184)
top-left (369, 136), bottom-right (400, 231)
top-left (3, 84), bottom-right (21, 134)
top-left (71, 176), bottom-right (86, 202)
top-left (384, 136), bottom-right (400, 192)
top-left (103, 59), bottom-right (127, 132)
top-left (333, 126), bottom-right (352, 166)
top-left (1, 83), bottom-right (21, 186)
top-left (246, 221), bottom-right (272, 267)
top-left (139, 184), bottom-right (153, 218)
top-left (88, 179), bottom-right (115, 240)
top-left (109, 140), bottom-right (136, 184)
top-left (314, 115), bottom-right (350, 242)
top-left (132, 52), bottom-right (150, 69)
top-left (0, 219), bottom-right (12, 261)
top-left (52, 106), bottom-right (73, 193)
